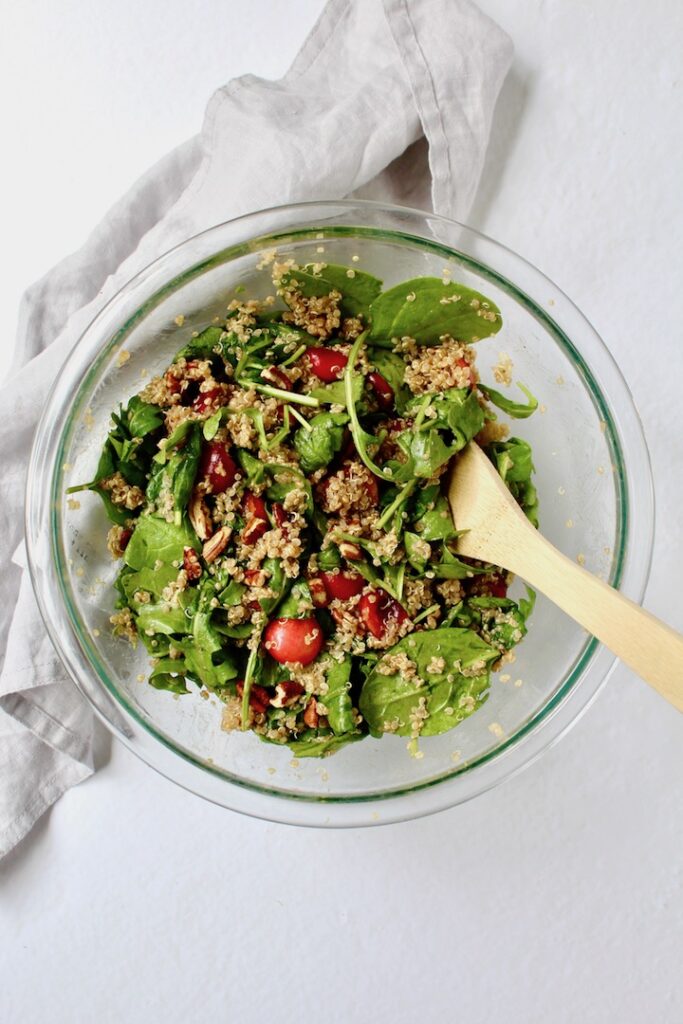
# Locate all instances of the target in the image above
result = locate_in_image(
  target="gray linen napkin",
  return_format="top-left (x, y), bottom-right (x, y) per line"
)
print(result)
top-left (0, 0), bottom-right (512, 857)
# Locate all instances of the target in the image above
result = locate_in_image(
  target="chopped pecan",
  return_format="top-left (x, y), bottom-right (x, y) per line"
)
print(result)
top-left (183, 546), bottom-right (202, 581)
top-left (189, 489), bottom-right (213, 541)
top-left (202, 525), bottom-right (232, 563)
top-left (270, 681), bottom-right (305, 708)
top-left (244, 568), bottom-right (267, 588)
top-left (236, 680), bottom-right (271, 715)
top-left (242, 516), bottom-right (268, 545)
top-left (339, 540), bottom-right (362, 561)
top-left (303, 697), bottom-right (319, 729)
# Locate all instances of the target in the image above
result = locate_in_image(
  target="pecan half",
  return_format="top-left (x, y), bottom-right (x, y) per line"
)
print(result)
top-left (202, 525), bottom-right (232, 563)
top-left (189, 489), bottom-right (213, 541)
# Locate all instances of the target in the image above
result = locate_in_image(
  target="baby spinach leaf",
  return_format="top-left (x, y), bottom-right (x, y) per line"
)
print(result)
top-left (323, 656), bottom-right (355, 735)
top-left (456, 596), bottom-right (530, 653)
top-left (412, 388), bottom-right (485, 447)
top-left (236, 449), bottom-right (266, 488)
top-left (359, 627), bottom-right (498, 737)
top-left (368, 277), bottom-right (502, 345)
top-left (126, 396), bottom-right (164, 438)
top-left (432, 547), bottom-right (483, 580)
top-left (281, 263), bottom-right (382, 318)
top-left (396, 427), bottom-right (456, 480)
top-left (174, 325), bottom-right (224, 360)
top-left (412, 495), bottom-right (460, 542)
top-left (487, 437), bottom-right (539, 527)
top-left (293, 411), bottom-right (348, 473)
top-left (284, 731), bottom-right (364, 758)
top-left (478, 382), bottom-right (538, 419)
top-left (136, 603), bottom-right (192, 636)
top-left (318, 546), bottom-right (342, 571)
top-left (404, 532), bottom-right (430, 572)
top-left (124, 515), bottom-right (199, 571)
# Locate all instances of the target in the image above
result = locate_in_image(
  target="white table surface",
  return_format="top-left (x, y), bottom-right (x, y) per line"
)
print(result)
top-left (2, 2), bottom-right (682, 1021)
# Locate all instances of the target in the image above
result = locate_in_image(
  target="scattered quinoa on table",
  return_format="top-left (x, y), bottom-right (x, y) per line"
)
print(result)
top-left (69, 256), bottom-right (540, 758)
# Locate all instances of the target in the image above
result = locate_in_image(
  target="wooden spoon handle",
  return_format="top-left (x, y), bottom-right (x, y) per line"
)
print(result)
top-left (508, 534), bottom-right (683, 711)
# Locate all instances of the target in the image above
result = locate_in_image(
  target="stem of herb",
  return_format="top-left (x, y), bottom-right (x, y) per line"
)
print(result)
top-left (344, 332), bottom-right (392, 481)
top-left (289, 406), bottom-right (312, 432)
top-left (240, 635), bottom-right (262, 730)
top-left (239, 381), bottom-right (320, 407)
top-left (412, 603), bottom-right (440, 625)
top-left (375, 479), bottom-right (416, 532)
top-left (280, 344), bottom-right (308, 368)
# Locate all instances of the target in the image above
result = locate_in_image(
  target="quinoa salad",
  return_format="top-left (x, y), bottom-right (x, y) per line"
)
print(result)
top-left (69, 257), bottom-right (540, 758)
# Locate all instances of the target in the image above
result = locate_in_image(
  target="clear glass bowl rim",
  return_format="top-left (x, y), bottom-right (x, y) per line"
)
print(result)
top-left (25, 199), bottom-right (655, 827)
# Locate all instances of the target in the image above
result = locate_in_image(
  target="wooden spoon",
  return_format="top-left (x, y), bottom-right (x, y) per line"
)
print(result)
top-left (448, 442), bottom-right (683, 710)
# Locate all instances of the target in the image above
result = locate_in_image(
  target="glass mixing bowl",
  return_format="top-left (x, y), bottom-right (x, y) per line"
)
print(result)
top-left (26, 201), bottom-right (654, 826)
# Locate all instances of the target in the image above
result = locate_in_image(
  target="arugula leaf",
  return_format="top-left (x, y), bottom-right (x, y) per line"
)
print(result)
top-left (148, 664), bottom-right (190, 695)
top-left (359, 627), bottom-right (498, 737)
top-left (487, 437), bottom-right (539, 528)
top-left (124, 515), bottom-right (199, 571)
top-left (281, 263), bottom-right (382, 318)
top-left (310, 373), bottom-right (363, 407)
top-left (293, 411), bottom-right (348, 473)
top-left (478, 382), bottom-right (538, 419)
top-left (408, 388), bottom-right (485, 447)
top-left (368, 277), bottom-right (502, 345)
top-left (368, 348), bottom-right (410, 411)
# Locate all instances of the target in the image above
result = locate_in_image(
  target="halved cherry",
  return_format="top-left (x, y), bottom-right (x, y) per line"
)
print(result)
top-left (368, 371), bottom-right (394, 410)
top-left (235, 680), bottom-right (271, 715)
top-left (271, 502), bottom-right (290, 529)
top-left (358, 588), bottom-right (409, 640)
top-left (241, 492), bottom-right (268, 543)
top-left (192, 386), bottom-right (224, 414)
top-left (320, 569), bottom-right (365, 601)
top-left (307, 347), bottom-right (348, 382)
top-left (199, 441), bottom-right (238, 494)
top-left (263, 616), bottom-right (324, 665)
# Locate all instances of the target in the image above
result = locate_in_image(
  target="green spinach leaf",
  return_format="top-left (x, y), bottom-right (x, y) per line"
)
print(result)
top-left (368, 277), bottom-right (502, 345)
top-left (281, 263), bottom-right (382, 318)
top-left (359, 628), bottom-right (498, 737)
top-left (293, 411), bottom-right (348, 473)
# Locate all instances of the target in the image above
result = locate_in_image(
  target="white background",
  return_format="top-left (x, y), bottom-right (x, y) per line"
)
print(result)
top-left (2, 2), bottom-right (683, 1022)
